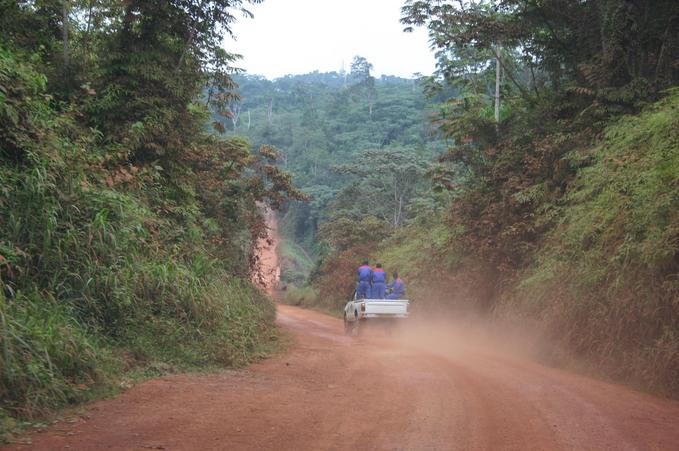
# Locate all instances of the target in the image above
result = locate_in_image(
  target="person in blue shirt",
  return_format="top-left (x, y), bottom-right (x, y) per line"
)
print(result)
top-left (356, 260), bottom-right (372, 299)
top-left (371, 263), bottom-right (387, 299)
top-left (386, 272), bottom-right (406, 299)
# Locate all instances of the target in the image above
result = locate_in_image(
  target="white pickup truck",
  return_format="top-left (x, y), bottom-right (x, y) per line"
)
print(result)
top-left (343, 294), bottom-right (410, 336)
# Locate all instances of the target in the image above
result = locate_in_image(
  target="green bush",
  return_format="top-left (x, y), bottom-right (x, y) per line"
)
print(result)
top-left (282, 286), bottom-right (319, 309)
top-left (0, 44), bottom-right (277, 430)
top-left (0, 289), bottom-right (113, 418)
top-left (124, 277), bottom-right (275, 368)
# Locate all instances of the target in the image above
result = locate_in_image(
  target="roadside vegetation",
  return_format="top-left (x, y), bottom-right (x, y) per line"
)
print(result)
top-left (233, 1), bottom-right (679, 397)
top-left (508, 94), bottom-right (679, 393)
top-left (0, 1), bottom-right (304, 436)
top-left (386, 0), bottom-right (679, 396)
top-left (277, 239), bottom-right (315, 287)
top-left (282, 286), bottom-right (320, 310)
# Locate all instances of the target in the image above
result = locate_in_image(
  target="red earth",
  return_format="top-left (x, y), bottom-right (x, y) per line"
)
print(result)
top-left (4, 304), bottom-right (679, 451)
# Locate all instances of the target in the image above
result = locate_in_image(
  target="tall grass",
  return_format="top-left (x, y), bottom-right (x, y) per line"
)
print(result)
top-left (283, 286), bottom-right (319, 308)
top-left (0, 45), bottom-right (277, 435)
top-left (371, 92), bottom-right (679, 396)
top-left (0, 159), bottom-right (276, 421)
top-left (0, 289), bottom-right (110, 419)
top-left (507, 90), bottom-right (679, 395)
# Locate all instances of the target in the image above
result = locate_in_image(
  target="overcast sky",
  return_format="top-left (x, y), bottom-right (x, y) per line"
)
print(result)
top-left (224, 0), bottom-right (437, 80)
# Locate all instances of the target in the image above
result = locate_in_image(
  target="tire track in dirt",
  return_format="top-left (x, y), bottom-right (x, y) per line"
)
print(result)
top-left (5, 305), bottom-right (679, 450)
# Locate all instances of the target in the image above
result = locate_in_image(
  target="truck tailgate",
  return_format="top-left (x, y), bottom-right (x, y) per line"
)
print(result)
top-left (364, 300), bottom-right (408, 316)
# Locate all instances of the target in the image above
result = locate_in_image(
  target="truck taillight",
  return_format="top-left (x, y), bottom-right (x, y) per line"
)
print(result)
top-left (360, 302), bottom-right (366, 312)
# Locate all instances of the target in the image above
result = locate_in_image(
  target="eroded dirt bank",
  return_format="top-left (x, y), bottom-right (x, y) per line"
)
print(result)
top-left (5, 304), bottom-right (679, 451)
top-left (251, 207), bottom-right (281, 295)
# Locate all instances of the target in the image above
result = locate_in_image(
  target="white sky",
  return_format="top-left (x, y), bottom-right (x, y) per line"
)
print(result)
top-left (224, 0), bottom-right (437, 79)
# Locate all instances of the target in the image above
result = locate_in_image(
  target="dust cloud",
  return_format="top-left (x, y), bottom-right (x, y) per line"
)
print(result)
top-left (365, 308), bottom-right (555, 369)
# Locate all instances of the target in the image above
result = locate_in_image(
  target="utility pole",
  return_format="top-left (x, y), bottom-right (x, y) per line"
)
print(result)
top-left (267, 98), bottom-right (274, 125)
top-left (62, 0), bottom-right (70, 68)
top-left (494, 43), bottom-right (501, 130)
top-left (340, 60), bottom-right (346, 87)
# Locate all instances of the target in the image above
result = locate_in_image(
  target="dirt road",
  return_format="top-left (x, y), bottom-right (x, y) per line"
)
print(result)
top-left (6, 304), bottom-right (679, 451)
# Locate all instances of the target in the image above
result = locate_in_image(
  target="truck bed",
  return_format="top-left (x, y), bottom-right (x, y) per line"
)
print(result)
top-left (344, 298), bottom-right (410, 335)
top-left (355, 299), bottom-right (409, 318)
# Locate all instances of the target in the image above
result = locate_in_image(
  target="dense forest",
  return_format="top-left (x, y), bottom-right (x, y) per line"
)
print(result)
top-left (276, 1), bottom-right (679, 397)
top-left (0, 0), bottom-right (305, 432)
top-left (1, 0), bottom-right (678, 437)
top-left (218, 67), bottom-right (448, 284)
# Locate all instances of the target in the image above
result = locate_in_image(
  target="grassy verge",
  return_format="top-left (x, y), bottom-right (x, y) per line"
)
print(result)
top-left (280, 286), bottom-right (343, 318)
top-left (0, 46), bottom-right (280, 442)
top-left (0, 279), bottom-right (278, 444)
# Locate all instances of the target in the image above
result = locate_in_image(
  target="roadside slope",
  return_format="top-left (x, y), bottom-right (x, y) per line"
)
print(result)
top-left (376, 92), bottom-right (679, 397)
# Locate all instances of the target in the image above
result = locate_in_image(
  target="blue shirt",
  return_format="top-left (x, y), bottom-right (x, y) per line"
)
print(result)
top-left (357, 265), bottom-right (372, 282)
top-left (372, 268), bottom-right (386, 284)
top-left (388, 278), bottom-right (405, 295)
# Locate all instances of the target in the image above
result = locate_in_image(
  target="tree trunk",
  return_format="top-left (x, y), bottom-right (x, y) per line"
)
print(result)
top-left (398, 196), bottom-right (404, 226)
top-left (82, 0), bottom-right (94, 55)
top-left (176, 0), bottom-right (207, 71)
top-left (62, 1), bottom-right (69, 68)
top-left (393, 175), bottom-right (400, 227)
top-left (176, 29), bottom-right (195, 71)
top-left (230, 103), bottom-right (241, 131)
top-left (528, 59), bottom-right (540, 97)
top-left (494, 44), bottom-right (531, 101)
top-left (494, 42), bottom-right (502, 129)
top-left (267, 98), bottom-right (274, 125)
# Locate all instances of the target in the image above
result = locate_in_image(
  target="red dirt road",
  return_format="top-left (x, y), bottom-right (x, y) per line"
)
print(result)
top-left (6, 305), bottom-right (679, 451)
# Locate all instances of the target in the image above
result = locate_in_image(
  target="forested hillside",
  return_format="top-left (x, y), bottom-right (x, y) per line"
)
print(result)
top-left (221, 65), bottom-right (447, 284)
top-left (0, 0), bottom-right (303, 432)
top-left (276, 1), bottom-right (679, 397)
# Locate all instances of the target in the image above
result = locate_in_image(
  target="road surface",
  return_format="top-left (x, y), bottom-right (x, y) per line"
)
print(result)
top-left (5, 304), bottom-right (679, 450)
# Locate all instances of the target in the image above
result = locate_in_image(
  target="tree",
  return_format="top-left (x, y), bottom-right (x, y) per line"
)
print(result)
top-left (92, 0), bottom-right (259, 166)
top-left (349, 56), bottom-right (373, 84)
top-left (229, 101), bottom-right (242, 131)
top-left (349, 55), bottom-right (377, 117)
top-left (333, 146), bottom-right (430, 227)
top-left (0, 0), bottom-right (315, 420)
top-left (218, 70), bottom-right (438, 262)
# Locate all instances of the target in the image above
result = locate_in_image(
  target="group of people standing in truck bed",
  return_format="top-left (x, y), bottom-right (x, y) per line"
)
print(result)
top-left (356, 260), bottom-right (406, 300)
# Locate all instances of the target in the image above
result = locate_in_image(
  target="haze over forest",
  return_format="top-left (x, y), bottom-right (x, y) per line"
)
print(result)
top-left (1, 0), bottom-right (678, 445)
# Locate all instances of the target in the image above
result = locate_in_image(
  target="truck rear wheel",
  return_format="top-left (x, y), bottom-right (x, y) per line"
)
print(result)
top-left (351, 313), bottom-right (361, 337)
top-left (343, 314), bottom-right (352, 335)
